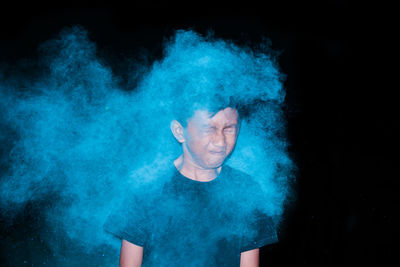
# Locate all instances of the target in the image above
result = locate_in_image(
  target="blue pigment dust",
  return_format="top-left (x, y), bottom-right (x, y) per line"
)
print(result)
top-left (0, 26), bottom-right (296, 266)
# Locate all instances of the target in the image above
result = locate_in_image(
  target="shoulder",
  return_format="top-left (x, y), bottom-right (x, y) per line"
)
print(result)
top-left (223, 165), bottom-right (252, 181)
top-left (223, 165), bottom-right (261, 191)
top-left (116, 165), bottom-right (176, 212)
top-left (223, 165), bottom-right (269, 212)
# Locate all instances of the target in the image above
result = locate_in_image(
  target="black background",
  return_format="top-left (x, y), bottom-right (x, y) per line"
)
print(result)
top-left (0, 2), bottom-right (397, 265)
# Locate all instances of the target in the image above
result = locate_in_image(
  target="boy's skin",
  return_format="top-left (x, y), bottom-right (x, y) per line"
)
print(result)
top-left (119, 107), bottom-right (259, 267)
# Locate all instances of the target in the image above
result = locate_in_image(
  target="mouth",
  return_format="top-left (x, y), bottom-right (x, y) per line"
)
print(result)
top-left (209, 151), bottom-right (225, 155)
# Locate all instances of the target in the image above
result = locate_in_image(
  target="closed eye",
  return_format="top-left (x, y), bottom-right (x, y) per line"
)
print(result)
top-left (203, 127), bottom-right (216, 133)
top-left (223, 127), bottom-right (236, 133)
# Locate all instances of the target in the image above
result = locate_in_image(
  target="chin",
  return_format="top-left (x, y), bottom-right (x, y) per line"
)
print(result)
top-left (206, 160), bottom-right (225, 169)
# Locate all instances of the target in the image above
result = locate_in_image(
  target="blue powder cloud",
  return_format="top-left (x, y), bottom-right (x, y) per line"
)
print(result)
top-left (0, 26), bottom-right (296, 265)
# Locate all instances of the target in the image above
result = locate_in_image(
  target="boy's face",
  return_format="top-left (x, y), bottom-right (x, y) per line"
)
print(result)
top-left (183, 107), bottom-right (240, 169)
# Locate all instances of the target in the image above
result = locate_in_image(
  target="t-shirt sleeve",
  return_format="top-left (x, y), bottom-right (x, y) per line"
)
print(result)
top-left (240, 209), bottom-right (279, 252)
top-left (103, 194), bottom-right (148, 247)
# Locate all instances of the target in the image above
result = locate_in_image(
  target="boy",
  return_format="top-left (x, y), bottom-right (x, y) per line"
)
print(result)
top-left (104, 104), bottom-right (278, 266)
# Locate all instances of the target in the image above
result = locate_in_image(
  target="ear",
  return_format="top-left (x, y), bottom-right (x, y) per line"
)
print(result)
top-left (170, 120), bottom-right (185, 143)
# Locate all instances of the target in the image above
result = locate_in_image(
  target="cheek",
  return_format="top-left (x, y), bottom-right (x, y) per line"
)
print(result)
top-left (187, 136), bottom-right (210, 152)
top-left (225, 136), bottom-right (238, 151)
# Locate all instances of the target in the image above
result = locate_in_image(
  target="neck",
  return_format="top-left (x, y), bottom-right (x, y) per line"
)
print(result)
top-left (174, 154), bottom-right (221, 182)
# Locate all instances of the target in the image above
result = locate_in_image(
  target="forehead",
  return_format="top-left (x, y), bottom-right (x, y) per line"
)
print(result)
top-left (189, 108), bottom-right (239, 126)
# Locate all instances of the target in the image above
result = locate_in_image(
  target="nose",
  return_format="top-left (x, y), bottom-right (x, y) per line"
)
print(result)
top-left (212, 130), bottom-right (226, 148)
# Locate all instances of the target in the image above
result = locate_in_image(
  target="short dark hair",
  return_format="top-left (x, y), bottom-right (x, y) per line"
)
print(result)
top-left (172, 92), bottom-right (248, 127)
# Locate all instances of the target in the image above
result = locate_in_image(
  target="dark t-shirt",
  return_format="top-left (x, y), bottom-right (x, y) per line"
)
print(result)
top-left (103, 164), bottom-right (278, 266)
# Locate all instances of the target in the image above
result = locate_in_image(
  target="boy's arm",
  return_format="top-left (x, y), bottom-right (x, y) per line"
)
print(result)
top-left (119, 239), bottom-right (143, 267)
top-left (240, 248), bottom-right (259, 267)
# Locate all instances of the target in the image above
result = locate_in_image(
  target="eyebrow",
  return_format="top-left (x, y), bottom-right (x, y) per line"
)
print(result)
top-left (201, 124), bottom-right (237, 128)
top-left (201, 124), bottom-right (215, 128)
